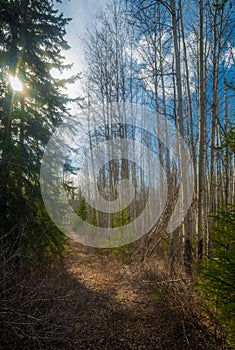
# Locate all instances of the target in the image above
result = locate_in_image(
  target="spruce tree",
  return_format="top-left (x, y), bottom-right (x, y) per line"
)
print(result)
top-left (197, 207), bottom-right (235, 347)
top-left (77, 198), bottom-right (88, 222)
top-left (0, 0), bottom-right (78, 260)
top-left (112, 209), bottom-right (130, 227)
top-left (197, 127), bottom-right (235, 347)
top-left (90, 208), bottom-right (98, 226)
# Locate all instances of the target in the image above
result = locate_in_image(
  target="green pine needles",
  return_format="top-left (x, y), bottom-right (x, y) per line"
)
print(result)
top-left (197, 205), bottom-right (235, 347)
top-left (0, 0), bottom-right (78, 263)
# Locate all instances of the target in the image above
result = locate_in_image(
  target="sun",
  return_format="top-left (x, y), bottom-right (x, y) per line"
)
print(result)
top-left (8, 75), bottom-right (23, 92)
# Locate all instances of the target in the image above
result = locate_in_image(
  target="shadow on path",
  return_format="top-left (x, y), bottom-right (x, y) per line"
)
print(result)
top-left (1, 240), bottom-right (213, 350)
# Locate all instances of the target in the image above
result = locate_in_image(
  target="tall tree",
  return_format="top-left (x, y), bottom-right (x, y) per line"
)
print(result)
top-left (0, 0), bottom-right (77, 259)
top-left (197, 0), bottom-right (206, 259)
top-left (82, 0), bottom-right (235, 267)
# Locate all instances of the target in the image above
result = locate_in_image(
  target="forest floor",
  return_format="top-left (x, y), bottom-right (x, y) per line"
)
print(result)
top-left (2, 239), bottom-right (219, 350)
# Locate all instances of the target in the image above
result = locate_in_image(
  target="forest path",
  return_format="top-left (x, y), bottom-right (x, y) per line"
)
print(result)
top-left (55, 240), bottom-right (193, 350)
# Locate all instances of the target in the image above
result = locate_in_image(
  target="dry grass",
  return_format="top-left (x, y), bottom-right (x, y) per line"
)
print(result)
top-left (0, 261), bottom-right (80, 349)
top-left (124, 260), bottom-right (229, 350)
top-left (0, 240), bottom-right (229, 350)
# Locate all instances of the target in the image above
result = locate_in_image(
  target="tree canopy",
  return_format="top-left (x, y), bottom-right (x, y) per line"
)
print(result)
top-left (0, 0), bottom-right (77, 260)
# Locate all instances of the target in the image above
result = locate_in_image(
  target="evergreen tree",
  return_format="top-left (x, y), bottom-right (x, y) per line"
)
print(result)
top-left (197, 126), bottom-right (235, 347)
top-left (0, 0), bottom-right (78, 260)
top-left (77, 198), bottom-right (88, 222)
top-left (112, 209), bottom-right (130, 227)
top-left (223, 127), bottom-right (235, 153)
top-left (90, 208), bottom-right (98, 226)
top-left (197, 207), bottom-right (235, 347)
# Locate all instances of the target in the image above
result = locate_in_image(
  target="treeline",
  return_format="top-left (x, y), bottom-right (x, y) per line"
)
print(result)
top-left (81, 0), bottom-right (235, 262)
top-left (74, 0), bottom-right (235, 345)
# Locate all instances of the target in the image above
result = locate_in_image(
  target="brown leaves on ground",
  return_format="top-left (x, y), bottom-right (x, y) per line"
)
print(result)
top-left (1, 240), bottom-right (220, 350)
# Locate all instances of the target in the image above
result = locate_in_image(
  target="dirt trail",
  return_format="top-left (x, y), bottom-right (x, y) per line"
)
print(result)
top-left (55, 241), bottom-right (200, 350)
top-left (2, 239), bottom-right (213, 350)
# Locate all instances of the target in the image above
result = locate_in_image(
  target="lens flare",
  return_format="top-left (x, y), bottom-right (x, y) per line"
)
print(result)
top-left (9, 75), bottom-right (23, 92)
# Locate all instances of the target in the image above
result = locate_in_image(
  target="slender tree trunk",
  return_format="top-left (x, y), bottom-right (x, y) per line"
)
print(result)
top-left (197, 0), bottom-right (205, 260)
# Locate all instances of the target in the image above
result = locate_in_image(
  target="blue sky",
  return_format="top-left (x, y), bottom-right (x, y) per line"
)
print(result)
top-left (56, 0), bottom-right (103, 72)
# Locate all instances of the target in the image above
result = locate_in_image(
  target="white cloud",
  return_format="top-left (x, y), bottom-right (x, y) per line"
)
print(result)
top-left (131, 30), bottom-right (199, 98)
top-left (222, 44), bottom-right (235, 67)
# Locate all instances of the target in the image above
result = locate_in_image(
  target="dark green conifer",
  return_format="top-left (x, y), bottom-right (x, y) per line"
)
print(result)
top-left (0, 0), bottom-right (79, 260)
top-left (77, 198), bottom-right (88, 222)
